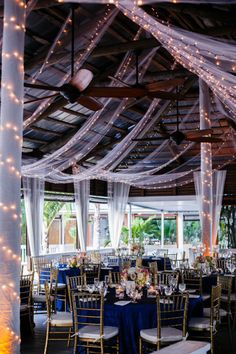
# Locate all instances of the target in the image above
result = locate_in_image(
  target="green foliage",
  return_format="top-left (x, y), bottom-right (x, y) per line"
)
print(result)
top-left (44, 201), bottom-right (65, 230)
top-left (183, 220), bottom-right (201, 245)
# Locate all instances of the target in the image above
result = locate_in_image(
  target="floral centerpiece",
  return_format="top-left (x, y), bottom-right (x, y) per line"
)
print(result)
top-left (121, 267), bottom-right (149, 287)
top-left (131, 243), bottom-right (145, 256)
top-left (193, 255), bottom-right (216, 270)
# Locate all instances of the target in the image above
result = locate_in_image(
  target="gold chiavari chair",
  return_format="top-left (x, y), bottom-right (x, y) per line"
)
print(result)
top-left (43, 282), bottom-right (73, 354)
top-left (157, 271), bottom-right (179, 286)
top-left (20, 273), bottom-right (34, 334)
top-left (108, 271), bottom-right (121, 285)
top-left (216, 258), bottom-right (228, 271)
top-left (66, 274), bottom-right (87, 311)
top-left (148, 262), bottom-right (158, 286)
top-left (182, 269), bottom-right (203, 294)
top-left (217, 275), bottom-right (233, 336)
top-left (72, 292), bottom-right (119, 354)
top-left (139, 293), bottom-right (189, 353)
top-left (82, 263), bottom-right (101, 285)
top-left (188, 285), bottom-right (221, 354)
top-left (33, 266), bottom-right (58, 314)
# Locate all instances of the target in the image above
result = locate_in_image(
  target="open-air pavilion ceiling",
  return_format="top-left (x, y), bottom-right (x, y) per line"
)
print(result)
top-left (2, 0), bottom-right (236, 194)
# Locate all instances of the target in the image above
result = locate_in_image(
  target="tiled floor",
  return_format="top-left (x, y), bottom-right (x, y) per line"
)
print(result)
top-left (21, 314), bottom-right (236, 354)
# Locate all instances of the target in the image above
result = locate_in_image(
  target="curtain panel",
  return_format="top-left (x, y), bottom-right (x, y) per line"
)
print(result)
top-left (23, 177), bottom-right (45, 257)
top-left (108, 182), bottom-right (130, 249)
top-left (74, 180), bottom-right (90, 251)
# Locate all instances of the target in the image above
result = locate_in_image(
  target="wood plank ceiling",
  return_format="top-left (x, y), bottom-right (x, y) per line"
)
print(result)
top-left (1, 0), bottom-right (236, 200)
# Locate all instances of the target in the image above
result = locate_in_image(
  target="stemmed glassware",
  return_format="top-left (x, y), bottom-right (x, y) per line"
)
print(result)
top-left (164, 286), bottom-right (173, 296)
top-left (179, 283), bottom-right (186, 293)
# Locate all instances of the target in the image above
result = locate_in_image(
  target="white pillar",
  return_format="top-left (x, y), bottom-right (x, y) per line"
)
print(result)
top-left (161, 212), bottom-right (165, 248)
top-left (176, 213), bottom-right (184, 252)
top-left (0, 1), bottom-right (25, 352)
top-left (199, 79), bottom-right (213, 255)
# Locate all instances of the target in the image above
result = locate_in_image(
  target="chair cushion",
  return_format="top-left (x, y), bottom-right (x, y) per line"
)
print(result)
top-left (56, 283), bottom-right (66, 290)
top-left (78, 325), bottom-right (118, 340)
top-left (50, 312), bottom-right (73, 327)
top-left (140, 326), bottom-right (183, 343)
top-left (201, 294), bottom-right (210, 301)
top-left (221, 294), bottom-right (236, 302)
top-left (188, 317), bottom-right (211, 330)
top-left (203, 308), bottom-right (227, 317)
top-left (33, 294), bottom-right (54, 302)
top-left (149, 340), bottom-right (211, 354)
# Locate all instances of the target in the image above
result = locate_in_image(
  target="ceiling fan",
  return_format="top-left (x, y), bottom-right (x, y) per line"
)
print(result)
top-left (133, 93), bottom-right (223, 145)
top-left (24, 8), bottom-right (184, 111)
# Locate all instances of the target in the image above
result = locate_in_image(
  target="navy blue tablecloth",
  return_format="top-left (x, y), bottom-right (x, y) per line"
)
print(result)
top-left (103, 296), bottom-right (202, 354)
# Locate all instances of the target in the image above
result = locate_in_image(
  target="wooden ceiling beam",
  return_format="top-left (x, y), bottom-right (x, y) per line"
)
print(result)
top-left (43, 116), bottom-right (78, 129)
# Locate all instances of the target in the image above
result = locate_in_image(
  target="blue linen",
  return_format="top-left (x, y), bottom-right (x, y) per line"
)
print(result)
top-left (103, 297), bottom-right (202, 354)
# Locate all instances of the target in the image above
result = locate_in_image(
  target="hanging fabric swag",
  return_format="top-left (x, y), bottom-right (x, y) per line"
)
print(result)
top-left (23, 177), bottom-right (45, 257)
top-left (108, 182), bottom-right (130, 249)
top-left (74, 180), bottom-right (90, 251)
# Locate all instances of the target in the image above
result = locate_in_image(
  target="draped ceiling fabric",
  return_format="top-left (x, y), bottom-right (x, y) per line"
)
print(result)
top-left (23, 177), bottom-right (45, 257)
top-left (108, 182), bottom-right (130, 249)
top-left (0, 0), bottom-right (25, 352)
top-left (21, 0), bottom-right (236, 188)
top-left (194, 171), bottom-right (226, 252)
top-left (74, 180), bottom-right (90, 251)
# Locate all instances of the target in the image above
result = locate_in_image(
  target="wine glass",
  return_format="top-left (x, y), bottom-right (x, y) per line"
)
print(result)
top-left (104, 275), bottom-right (110, 286)
top-left (179, 283), bottom-right (186, 293)
top-left (103, 257), bottom-right (109, 268)
top-left (164, 286), bottom-right (173, 296)
top-left (94, 278), bottom-right (99, 290)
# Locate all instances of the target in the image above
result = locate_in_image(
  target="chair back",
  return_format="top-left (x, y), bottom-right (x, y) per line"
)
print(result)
top-left (44, 281), bottom-right (53, 319)
top-left (210, 285), bottom-right (221, 325)
top-left (108, 271), bottom-right (121, 285)
top-left (182, 269), bottom-right (202, 295)
top-left (158, 271), bottom-right (179, 286)
top-left (216, 259), bottom-right (228, 271)
top-left (72, 292), bottom-right (104, 339)
top-left (67, 275), bottom-right (87, 311)
top-left (20, 273), bottom-right (33, 307)
top-left (83, 264), bottom-right (101, 285)
top-left (157, 293), bottom-right (189, 340)
top-left (217, 275), bottom-right (232, 307)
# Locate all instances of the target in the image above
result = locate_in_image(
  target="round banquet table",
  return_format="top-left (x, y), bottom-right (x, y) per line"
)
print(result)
top-left (101, 296), bottom-right (203, 354)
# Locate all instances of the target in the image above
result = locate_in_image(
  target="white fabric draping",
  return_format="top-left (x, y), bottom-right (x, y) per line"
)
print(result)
top-left (194, 171), bottom-right (226, 251)
top-left (23, 177), bottom-right (45, 257)
top-left (74, 180), bottom-right (90, 251)
top-left (212, 171), bottom-right (227, 246)
top-left (0, 0), bottom-right (25, 352)
top-left (108, 182), bottom-right (130, 249)
top-left (20, 0), bottom-right (236, 188)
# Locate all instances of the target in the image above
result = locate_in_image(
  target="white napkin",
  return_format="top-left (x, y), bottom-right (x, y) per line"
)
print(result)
top-left (189, 294), bottom-right (200, 299)
top-left (114, 301), bottom-right (131, 306)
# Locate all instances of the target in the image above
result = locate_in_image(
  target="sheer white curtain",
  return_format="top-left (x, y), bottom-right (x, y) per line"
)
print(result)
top-left (23, 177), bottom-right (45, 257)
top-left (212, 171), bottom-right (226, 246)
top-left (108, 182), bottom-right (130, 249)
top-left (74, 180), bottom-right (90, 251)
top-left (194, 170), bottom-right (226, 250)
